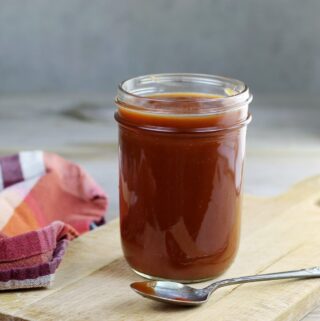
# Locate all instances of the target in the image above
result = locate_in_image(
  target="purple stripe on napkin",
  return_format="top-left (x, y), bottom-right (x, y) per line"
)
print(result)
top-left (0, 239), bottom-right (68, 283)
top-left (0, 154), bottom-right (24, 188)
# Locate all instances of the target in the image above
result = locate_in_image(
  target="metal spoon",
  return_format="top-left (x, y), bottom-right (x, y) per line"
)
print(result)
top-left (131, 267), bottom-right (320, 306)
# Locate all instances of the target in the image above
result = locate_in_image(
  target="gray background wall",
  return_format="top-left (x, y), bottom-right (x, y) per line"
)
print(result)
top-left (0, 0), bottom-right (319, 94)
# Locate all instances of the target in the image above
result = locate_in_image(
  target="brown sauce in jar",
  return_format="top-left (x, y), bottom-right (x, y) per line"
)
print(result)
top-left (116, 93), bottom-right (248, 281)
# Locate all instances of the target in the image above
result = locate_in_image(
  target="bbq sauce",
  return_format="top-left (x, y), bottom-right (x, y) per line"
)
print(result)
top-left (116, 93), bottom-right (247, 281)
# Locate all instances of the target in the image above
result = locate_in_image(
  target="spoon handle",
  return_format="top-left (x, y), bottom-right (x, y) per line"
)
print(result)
top-left (206, 267), bottom-right (320, 292)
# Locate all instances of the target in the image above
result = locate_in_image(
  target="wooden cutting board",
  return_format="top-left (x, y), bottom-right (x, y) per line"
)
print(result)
top-left (2, 176), bottom-right (320, 321)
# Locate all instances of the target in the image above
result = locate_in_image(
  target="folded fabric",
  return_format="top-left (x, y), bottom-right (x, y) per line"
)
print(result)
top-left (0, 151), bottom-right (108, 290)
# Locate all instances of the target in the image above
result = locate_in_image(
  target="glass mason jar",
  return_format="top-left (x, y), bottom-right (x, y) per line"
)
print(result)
top-left (115, 73), bottom-right (252, 282)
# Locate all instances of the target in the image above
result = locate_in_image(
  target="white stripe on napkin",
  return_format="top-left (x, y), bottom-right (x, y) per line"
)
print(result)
top-left (19, 151), bottom-right (45, 181)
top-left (0, 165), bottom-right (3, 191)
top-left (0, 274), bottom-right (54, 290)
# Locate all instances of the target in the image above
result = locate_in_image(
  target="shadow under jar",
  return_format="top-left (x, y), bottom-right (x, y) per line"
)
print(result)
top-left (115, 74), bottom-right (252, 282)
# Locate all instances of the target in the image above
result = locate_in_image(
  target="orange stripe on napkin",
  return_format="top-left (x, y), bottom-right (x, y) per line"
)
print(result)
top-left (2, 201), bottom-right (40, 237)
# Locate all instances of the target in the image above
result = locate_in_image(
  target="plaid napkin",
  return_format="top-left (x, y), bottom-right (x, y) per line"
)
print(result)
top-left (0, 151), bottom-right (108, 290)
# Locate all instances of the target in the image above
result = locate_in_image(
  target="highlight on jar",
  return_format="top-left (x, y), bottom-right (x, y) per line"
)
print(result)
top-left (115, 73), bottom-right (252, 283)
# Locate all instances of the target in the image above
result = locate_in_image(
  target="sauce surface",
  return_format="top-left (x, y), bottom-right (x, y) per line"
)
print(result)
top-left (118, 93), bottom-right (247, 130)
top-left (117, 93), bottom-right (247, 281)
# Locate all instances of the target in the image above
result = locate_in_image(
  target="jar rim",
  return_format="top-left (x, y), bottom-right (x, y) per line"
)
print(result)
top-left (117, 73), bottom-right (252, 115)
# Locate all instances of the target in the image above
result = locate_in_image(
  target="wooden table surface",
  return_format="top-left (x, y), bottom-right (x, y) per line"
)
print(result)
top-left (0, 93), bottom-right (320, 320)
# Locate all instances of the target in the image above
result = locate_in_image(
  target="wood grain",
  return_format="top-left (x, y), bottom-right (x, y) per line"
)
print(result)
top-left (1, 176), bottom-right (320, 320)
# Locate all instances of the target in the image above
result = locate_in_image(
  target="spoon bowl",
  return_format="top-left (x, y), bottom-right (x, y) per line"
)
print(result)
top-left (130, 281), bottom-right (209, 306)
